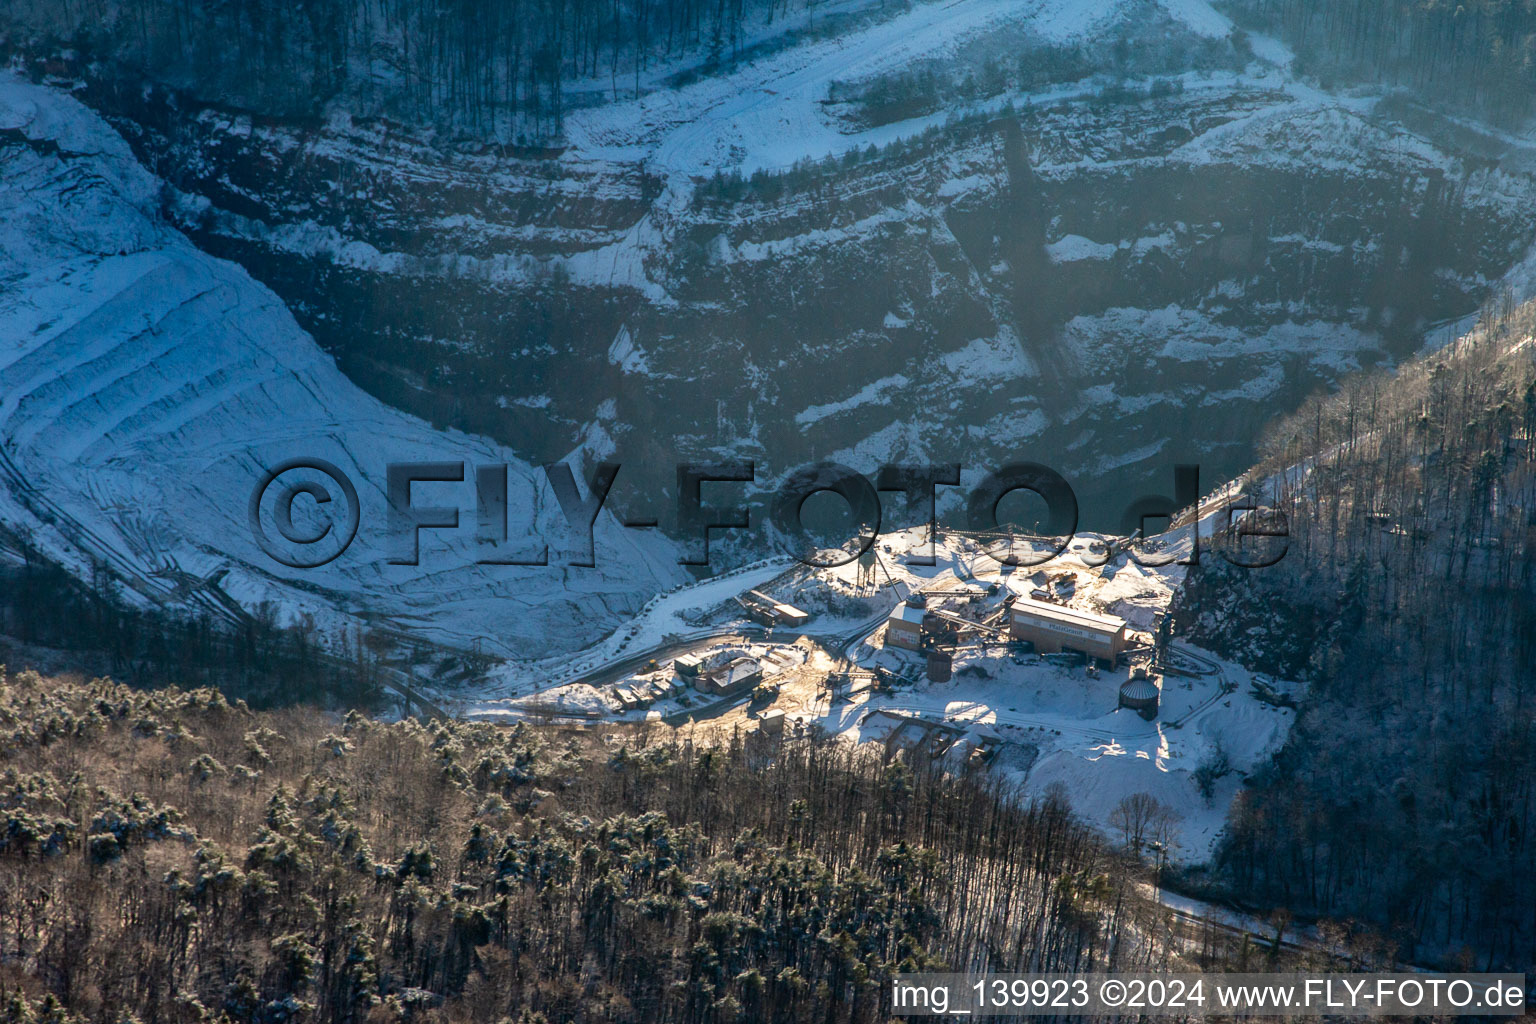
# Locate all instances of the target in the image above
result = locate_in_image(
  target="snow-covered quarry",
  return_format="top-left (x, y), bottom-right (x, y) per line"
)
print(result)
top-left (3, 0), bottom-right (1534, 870)
top-left (0, 78), bottom-right (684, 660)
top-left (79, 0), bottom-right (1536, 536)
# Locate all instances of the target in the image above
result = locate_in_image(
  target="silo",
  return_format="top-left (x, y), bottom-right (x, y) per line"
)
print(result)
top-left (1118, 677), bottom-right (1160, 720)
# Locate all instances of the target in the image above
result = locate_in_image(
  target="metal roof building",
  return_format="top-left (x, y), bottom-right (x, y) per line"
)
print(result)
top-left (697, 657), bottom-right (763, 697)
top-left (884, 598), bottom-right (928, 650)
top-left (1008, 596), bottom-right (1129, 665)
top-left (773, 603), bottom-right (810, 627)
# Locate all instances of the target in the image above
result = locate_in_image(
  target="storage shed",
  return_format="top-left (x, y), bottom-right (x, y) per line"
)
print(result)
top-left (773, 603), bottom-right (810, 627)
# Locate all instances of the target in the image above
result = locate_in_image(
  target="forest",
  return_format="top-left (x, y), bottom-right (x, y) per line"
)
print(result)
top-left (0, 668), bottom-right (1387, 1024)
top-left (11, 0), bottom-right (1536, 135)
top-left (1225, 0), bottom-right (1536, 122)
top-left (1, 0), bottom-right (834, 133)
top-left (0, 529), bottom-right (393, 711)
top-left (1176, 295), bottom-right (1536, 969)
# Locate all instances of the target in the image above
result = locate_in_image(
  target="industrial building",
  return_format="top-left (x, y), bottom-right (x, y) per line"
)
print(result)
top-left (1008, 596), bottom-right (1129, 665)
top-left (738, 589), bottom-right (812, 627)
top-left (884, 595), bottom-right (928, 650)
top-left (615, 675), bottom-right (685, 710)
top-left (773, 603), bottom-right (810, 627)
top-left (696, 657), bottom-right (763, 697)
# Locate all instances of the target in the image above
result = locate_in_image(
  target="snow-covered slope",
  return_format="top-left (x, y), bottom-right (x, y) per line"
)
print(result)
top-left (564, 0), bottom-right (1232, 182)
top-left (103, 0), bottom-right (1536, 537)
top-left (0, 77), bottom-right (685, 661)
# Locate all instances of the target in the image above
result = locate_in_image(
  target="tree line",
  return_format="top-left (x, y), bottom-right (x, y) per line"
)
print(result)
top-left (0, 666), bottom-right (1364, 1024)
top-left (4, 0), bottom-right (819, 134)
top-left (1176, 293), bottom-right (1536, 969)
top-left (1227, 0), bottom-right (1536, 123)
top-left (0, 527), bottom-right (390, 710)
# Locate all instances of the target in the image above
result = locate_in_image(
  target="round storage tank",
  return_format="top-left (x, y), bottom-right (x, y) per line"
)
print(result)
top-left (1118, 677), bottom-right (1160, 720)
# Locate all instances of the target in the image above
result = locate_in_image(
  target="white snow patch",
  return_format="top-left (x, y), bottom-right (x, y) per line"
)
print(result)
top-left (940, 331), bottom-right (1036, 381)
top-left (1046, 234), bottom-right (1118, 263)
top-left (1156, 0), bottom-right (1232, 39)
top-left (607, 324), bottom-right (651, 373)
top-left (795, 374), bottom-right (911, 426)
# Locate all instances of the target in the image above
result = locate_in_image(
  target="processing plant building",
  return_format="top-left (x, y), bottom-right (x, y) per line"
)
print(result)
top-left (1008, 596), bottom-right (1129, 665)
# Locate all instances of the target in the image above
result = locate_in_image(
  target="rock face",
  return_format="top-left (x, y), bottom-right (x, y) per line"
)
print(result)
top-left (83, 0), bottom-right (1536, 540)
top-left (0, 78), bottom-right (685, 662)
top-left (7, 0), bottom-right (1536, 665)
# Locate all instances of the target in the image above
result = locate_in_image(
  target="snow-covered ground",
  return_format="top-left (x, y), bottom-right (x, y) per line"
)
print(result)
top-left (827, 527), bottom-right (1292, 862)
top-left (462, 520), bottom-right (1297, 862)
top-left (564, 0), bottom-right (1239, 177)
top-left (475, 556), bottom-right (797, 697)
top-left (0, 77), bottom-right (684, 663)
top-left (841, 642), bottom-right (1292, 862)
top-left (8, 0), bottom-right (1534, 722)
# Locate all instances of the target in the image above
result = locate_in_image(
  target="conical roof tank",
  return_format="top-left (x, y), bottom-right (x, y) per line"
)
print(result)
top-left (1118, 677), bottom-right (1160, 720)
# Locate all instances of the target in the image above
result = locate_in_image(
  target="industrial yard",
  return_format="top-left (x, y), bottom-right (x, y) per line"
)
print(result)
top-left (466, 524), bottom-right (1300, 859)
